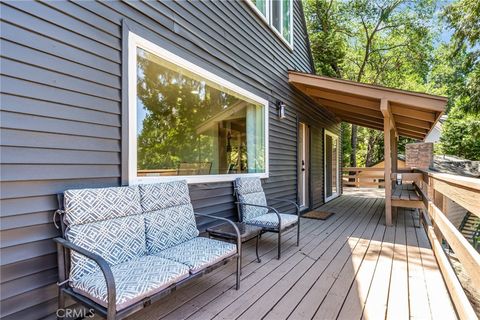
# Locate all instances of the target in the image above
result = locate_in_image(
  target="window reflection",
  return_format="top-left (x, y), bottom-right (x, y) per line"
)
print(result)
top-left (136, 48), bottom-right (266, 177)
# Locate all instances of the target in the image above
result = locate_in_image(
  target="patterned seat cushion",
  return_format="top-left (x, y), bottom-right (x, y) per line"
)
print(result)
top-left (144, 205), bottom-right (199, 254)
top-left (235, 177), bottom-right (268, 221)
top-left (71, 255), bottom-right (190, 311)
top-left (155, 237), bottom-right (236, 274)
top-left (66, 215), bottom-right (146, 282)
top-left (140, 181), bottom-right (200, 254)
top-left (246, 213), bottom-right (298, 229)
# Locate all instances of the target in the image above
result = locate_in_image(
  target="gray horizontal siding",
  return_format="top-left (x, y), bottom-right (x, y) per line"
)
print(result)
top-left (0, 0), bottom-right (339, 318)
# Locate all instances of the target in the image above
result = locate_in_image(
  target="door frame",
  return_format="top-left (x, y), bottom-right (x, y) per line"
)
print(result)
top-left (324, 129), bottom-right (340, 202)
top-left (297, 120), bottom-right (311, 211)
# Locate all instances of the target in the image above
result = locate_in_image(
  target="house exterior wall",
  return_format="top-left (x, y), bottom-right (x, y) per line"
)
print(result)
top-left (0, 1), bottom-right (339, 318)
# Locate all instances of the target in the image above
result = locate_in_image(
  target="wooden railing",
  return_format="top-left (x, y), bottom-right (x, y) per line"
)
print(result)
top-left (342, 167), bottom-right (385, 188)
top-left (137, 169), bottom-right (177, 177)
top-left (413, 169), bottom-right (480, 320)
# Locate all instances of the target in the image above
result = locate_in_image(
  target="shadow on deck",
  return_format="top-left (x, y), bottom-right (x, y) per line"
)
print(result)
top-left (127, 190), bottom-right (457, 320)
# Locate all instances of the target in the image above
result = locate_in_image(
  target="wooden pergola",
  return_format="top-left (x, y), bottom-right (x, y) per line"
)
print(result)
top-left (289, 71), bottom-right (448, 226)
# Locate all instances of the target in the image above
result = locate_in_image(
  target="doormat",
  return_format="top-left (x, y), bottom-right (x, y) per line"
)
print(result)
top-left (302, 210), bottom-right (335, 220)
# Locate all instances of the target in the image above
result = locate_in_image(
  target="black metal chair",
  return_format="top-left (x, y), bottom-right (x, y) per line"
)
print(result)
top-left (234, 177), bottom-right (300, 259)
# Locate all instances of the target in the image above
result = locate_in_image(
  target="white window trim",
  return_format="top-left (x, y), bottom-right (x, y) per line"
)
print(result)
top-left (245, 0), bottom-right (294, 49)
top-left (324, 130), bottom-right (340, 202)
top-left (246, 0), bottom-right (270, 26)
top-left (127, 32), bottom-right (269, 185)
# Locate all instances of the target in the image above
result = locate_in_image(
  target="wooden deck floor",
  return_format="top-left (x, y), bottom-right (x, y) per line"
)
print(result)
top-left (130, 190), bottom-right (457, 320)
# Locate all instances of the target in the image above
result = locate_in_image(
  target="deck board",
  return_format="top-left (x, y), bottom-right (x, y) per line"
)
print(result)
top-left (405, 208), bottom-right (432, 320)
top-left (386, 207), bottom-right (410, 320)
top-left (129, 190), bottom-right (457, 320)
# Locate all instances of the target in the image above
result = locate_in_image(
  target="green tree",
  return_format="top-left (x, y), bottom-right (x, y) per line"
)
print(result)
top-left (136, 51), bottom-right (235, 170)
top-left (305, 0), bottom-right (436, 167)
top-left (439, 106), bottom-right (480, 160)
top-left (303, 0), bottom-right (348, 78)
top-left (429, 0), bottom-right (480, 160)
top-left (442, 0), bottom-right (480, 114)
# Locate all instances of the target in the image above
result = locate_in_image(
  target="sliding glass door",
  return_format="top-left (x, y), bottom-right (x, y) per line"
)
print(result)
top-left (325, 130), bottom-right (339, 202)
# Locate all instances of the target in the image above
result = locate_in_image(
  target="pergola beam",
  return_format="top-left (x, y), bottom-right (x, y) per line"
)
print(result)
top-left (317, 98), bottom-right (384, 119)
top-left (322, 98), bottom-right (429, 139)
top-left (326, 105), bottom-right (428, 136)
top-left (391, 104), bottom-right (436, 122)
top-left (396, 123), bottom-right (429, 135)
top-left (397, 130), bottom-right (424, 140)
top-left (325, 108), bottom-right (383, 125)
top-left (337, 115), bottom-right (384, 130)
top-left (337, 114), bottom-right (425, 139)
top-left (395, 115), bottom-right (432, 130)
top-left (380, 99), bottom-right (398, 138)
top-left (305, 87), bottom-right (379, 110)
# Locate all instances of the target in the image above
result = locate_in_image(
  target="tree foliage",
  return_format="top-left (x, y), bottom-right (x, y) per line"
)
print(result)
top-left (304, 0), bottom-right (437, 167)
top-left (441, 0), bottom-right (480, 114)
top-left (430, 0), bottom-right (480, 159)
top-left (440, 108), bottom-right (480, 160)
top-left (136, 52), bottom-right (234, 170)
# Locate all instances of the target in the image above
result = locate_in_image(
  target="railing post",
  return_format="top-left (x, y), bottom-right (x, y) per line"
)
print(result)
top-left (433, 190), bottom-right (445, 243)
top-left (382, 99), bottom-right (393, 226)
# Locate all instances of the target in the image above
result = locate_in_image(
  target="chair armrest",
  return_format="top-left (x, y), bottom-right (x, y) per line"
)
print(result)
top-left (267, 198), bottom-right (300, 216)
top-left (235, 202), bottom-right (282, 226)
top-left (194, 213), bottom-right (241, 253)
top-left (53, 237), bottom-right (116, 309)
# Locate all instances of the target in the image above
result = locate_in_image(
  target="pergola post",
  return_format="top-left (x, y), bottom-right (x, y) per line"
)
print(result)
top-left (381, 99), bottom-right (393, 226)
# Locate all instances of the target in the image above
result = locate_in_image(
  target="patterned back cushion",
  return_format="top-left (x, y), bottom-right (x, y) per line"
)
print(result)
top-left (63, 186), bottom-right (146, 282)
top-left (139, 180), bottom-right (192, 212)
top-left (139, 181), bottom-right (199, 253)
top-left (66, 215), bottom-right (146, 282)
top-left (64, 186), bottom-right (142, 225)
top-left (235, 177), bottom-right (268, 221)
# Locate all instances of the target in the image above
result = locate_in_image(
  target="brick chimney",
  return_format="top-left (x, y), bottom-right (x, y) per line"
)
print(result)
top-left (405, 142), bottom-right (434, 169)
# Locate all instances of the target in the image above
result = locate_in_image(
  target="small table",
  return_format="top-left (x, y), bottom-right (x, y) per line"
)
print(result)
top-left (207, 222), bottom-right (262, 263)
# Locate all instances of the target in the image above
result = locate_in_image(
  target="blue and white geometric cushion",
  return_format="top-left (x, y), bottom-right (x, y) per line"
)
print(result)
top-left (246, 213), bottom-right (298, 229)
top-left (64, 185), bottom-right (142, 226)
top-left (139, 180), bottom-right (192, 212)
top-left (144, 204), bottom-right (199, 254)
top-left (155, 237), bottom-right (236, 274)
top-left (235, 177), bottom-right (264, 194)
top-left (70, 255), bottom-right (190, 311)
top-left (66, 215), bottom-right (146, 282)
top-left (238, 192), bottom-right (269, 221)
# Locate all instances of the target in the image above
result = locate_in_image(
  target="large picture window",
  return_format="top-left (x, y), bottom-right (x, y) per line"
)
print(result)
top-left (128, 33), bottom-right (269, 183)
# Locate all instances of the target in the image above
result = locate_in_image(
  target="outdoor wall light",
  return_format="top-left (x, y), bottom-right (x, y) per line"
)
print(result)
top-left (277, 101), bottom-right (286, 119)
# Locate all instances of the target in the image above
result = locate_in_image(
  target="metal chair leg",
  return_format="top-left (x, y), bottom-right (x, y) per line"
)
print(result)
top-left (106, 308), bottom-right (116, 320)
top-left (236, 254), bottom-right (241, 290)
top-left (255, 234), bottom-right (261, 263)
top-left (297, 223), bottom-right (300, 246)
top-left (277, 231), bottom-right (281, 259)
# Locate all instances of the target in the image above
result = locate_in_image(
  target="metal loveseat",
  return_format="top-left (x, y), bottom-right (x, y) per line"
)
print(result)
top-left (234, 177), bottom-right (300, 259)
top-left (53, 180), bottom-right (240, 320)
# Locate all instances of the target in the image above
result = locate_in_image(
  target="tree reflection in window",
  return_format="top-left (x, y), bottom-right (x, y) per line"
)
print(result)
top-left (136, 48), bottom-right (265, 177)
